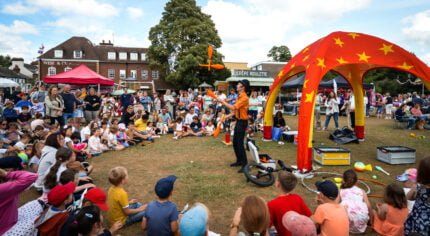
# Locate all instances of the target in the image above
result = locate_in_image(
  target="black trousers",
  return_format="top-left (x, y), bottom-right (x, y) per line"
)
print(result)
top-left (50, 116), bottom-right (64, 126)
top-left (350, 111), bottom-right (356, 128)
top-left (233, 120), bottom-right (248, 166)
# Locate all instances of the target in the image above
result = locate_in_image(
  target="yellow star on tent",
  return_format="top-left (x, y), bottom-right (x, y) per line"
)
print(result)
top-left (303, 79), bottom-right (309, 89)
top-left (379, 44), bottom-right (394, 55)
top-left (302, 55), bottom-right (310, 62)
top-left (290, 63), bottom-right (296, 69)
top-left (277, 70), bottom-right (284, 78)
top-left (398, 62), bottom-right (413, 70)
top-left (316, 58), bottom-right (326, 68)
top-left (302, 47), bottom-right (310, 53)
top-left (334, 38), bottom-right (344, 47)
top-left (357, 52), bottom-right (371, 62)
top-left (348, 32), bottom-right (360, 39)
top-left (305, 91), bottom-right (314, 103)
top-left (336, 57), bottom-right (348, 64)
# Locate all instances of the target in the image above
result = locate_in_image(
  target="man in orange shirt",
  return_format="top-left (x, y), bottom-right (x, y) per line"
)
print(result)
top-left (217, 80), bottom-right (250, 173)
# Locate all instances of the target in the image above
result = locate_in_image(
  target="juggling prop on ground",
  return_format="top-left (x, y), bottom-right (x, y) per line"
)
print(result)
top-left (263, 31), bottom-right (430, 172)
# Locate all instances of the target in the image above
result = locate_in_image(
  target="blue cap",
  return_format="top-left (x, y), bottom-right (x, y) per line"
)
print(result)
top-left (179, 204), bottom-right (208, 236)
top-left (315, 180), bottom-right (338, 200)
top-left (155, 175), bottom-right (177, 198)
top-left (0, 156), bottom-right (23, 170)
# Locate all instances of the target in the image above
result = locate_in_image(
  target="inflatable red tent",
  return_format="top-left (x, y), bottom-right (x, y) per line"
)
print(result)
top-left (44, 64), bottom-right (114, 86)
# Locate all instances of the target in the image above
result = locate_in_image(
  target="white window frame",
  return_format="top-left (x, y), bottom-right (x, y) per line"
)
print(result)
top-left (119, 52), bottom-right (127, 60)
top-left (141, 70), bottom-right (148, 80)
top-left (73, 50), bottom-right (82, 58)
top-left (152, 70), bottom-right (159, 79)
top-left (130, 70), bottom-right (137, 79)
top-left (130, 53), bottom-right (138, 61)
top-left (64, 67), bottom-right (72, 72)
top-left (54, 50), bottom-right (63, 58)
top-left (141, 53), bottom-right (146, 61)
top-left (107, 52), bottom-right (116, 60)
top-left (108, 69), bottom-right (115, 79)
top-left (48, 66), bottom-right (56, 76)
top-left (119, 69), bottom-right (126, 79)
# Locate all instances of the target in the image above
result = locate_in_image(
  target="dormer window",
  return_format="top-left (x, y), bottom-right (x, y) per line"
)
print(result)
top-left (74, 50), bottom-right (82, 58)
top-left (130, 53), bottom-right (138, 61)
top-left (54, 50), bottom-right (63, 58)
top-left (119, 52), bottom-right (127, 60)
top-left (108, 52), bottom-right (116, 60)
top-left (141, 53), bottom-right (146, 61)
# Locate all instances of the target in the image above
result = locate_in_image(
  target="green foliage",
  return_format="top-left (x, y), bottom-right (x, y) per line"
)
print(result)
top-left (364, 68), bottom-right (423, 95)
top-left (148, 0), bottom-right (229, 89)
top-left (267, 45), bottom-right (292, 62)
top-left (0, 55), bottom-right (12, 67)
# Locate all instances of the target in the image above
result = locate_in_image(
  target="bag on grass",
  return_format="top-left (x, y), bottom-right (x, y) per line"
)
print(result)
top-left (272, 127), bottom-right (282, 141)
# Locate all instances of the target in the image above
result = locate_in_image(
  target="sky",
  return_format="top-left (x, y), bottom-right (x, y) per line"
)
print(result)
top-left (0, 0), bottom-right (430, 67)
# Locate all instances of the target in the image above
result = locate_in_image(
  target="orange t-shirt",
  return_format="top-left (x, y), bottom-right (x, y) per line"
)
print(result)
top-left (373, 204), bottom-right (408, 236)
top-left (312, 203), bottom-right (349, 236)
top-left (234, 91), bottom-right (249, 120)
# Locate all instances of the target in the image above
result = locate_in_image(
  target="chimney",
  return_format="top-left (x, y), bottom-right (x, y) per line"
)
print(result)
top-left (99, 40), bottom-right (113, 46)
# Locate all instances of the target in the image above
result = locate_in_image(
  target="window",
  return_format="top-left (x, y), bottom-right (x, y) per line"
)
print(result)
top-left (48, 66), bottom-right (56, 76)
top-left (64, 67), bottom-right (72, 72)
top-left (141, 53), bottom-right (146, 61)
top-left (141, 70), bottom-right (148, 80)
top-left (130, 70), bottom-right (137, 79)
top-left (130, 53), bottom-right (138, 61)
top-left (119, 69), bottom-right (126, 79)
top-left (257, 65), bottom-right (263, 70)
top-left (152, 70), bottom-right (159, 79)
top-left (54, 50), bottom-right (63, 58)
top-left (108, 52), bottom-right (116, 60)
top-left (119, 52), bottom-right (127, 60)
top-left (74, 50), bottom-right (82, 58)
top-left (108, 69), bottom-right (115, 79)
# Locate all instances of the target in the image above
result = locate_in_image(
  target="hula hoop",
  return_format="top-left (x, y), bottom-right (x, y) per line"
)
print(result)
top-left (300, 171), bottom-right (372, 195)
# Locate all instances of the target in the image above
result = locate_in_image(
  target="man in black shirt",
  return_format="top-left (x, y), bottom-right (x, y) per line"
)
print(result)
top-left (120, 87), bottom-right (133, 112)
top-left (84, 88), bottom-right (101, 123)
top-left (60, 85), bottom-right (78, 124)
top-left (120, 105), bottom-right (136, 127)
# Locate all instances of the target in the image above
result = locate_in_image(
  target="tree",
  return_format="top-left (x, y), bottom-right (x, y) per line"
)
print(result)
top-left (267, 45), bottom-right (292, 62)
top-left (0, 55), bottom-right (12, 67)
top-left (147, 0), bottom-right (229, 88)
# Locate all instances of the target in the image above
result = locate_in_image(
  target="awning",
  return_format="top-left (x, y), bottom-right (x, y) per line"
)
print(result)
top-left (225, 77), bottom-right (274, 87)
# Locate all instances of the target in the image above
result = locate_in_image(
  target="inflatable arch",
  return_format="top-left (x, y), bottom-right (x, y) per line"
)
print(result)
top-left (263, 31), bottom-right (430, 172)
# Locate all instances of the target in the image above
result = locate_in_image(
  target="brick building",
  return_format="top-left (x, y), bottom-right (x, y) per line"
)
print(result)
top-left (38, 36), bottom-right (172, 91)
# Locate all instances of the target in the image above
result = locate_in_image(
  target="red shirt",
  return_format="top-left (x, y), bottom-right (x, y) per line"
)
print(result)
top-left (268, 194), bottom-right (312, 236)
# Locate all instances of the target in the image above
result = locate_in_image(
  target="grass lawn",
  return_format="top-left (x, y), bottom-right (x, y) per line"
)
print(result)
top-left (20, 116), bottom-right (430, 235)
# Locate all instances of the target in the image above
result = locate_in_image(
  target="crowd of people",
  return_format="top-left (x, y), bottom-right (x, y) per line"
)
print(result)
top-left (0, 84), bottom-right (429, 236)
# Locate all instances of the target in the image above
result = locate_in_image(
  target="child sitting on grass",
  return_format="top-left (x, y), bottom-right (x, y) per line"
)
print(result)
top-left (268, 171), bottom-right (312, 236)
top-left (373, 183), bottom-right (408, 236)
top-left (172, 117), bottom-right (185, 140)
top-left (142, 175), bottom-right (179, 236)
top-left (311, 180), bottom-right (349, 236)
top-left (204, 120), bottom-right (215, 136)
top-left (107, 167), bottom-right (147, 227)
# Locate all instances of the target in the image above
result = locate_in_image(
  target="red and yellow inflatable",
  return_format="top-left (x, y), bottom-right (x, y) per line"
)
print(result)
top-left (263, 31), bottom-right (430, 172)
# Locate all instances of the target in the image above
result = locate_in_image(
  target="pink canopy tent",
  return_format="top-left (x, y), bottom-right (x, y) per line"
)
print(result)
top-left (44, 64), bottom-right (114, 86)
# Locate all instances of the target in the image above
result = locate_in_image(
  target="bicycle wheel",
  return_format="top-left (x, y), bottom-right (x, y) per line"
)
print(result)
top-left (243, 162), bottom-right (275, 187)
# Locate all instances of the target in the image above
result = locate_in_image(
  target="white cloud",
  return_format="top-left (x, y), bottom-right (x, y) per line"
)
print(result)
top-left (29, 0), bottom-right (118, 18)
top-left (127, 7), bottom-right (144, 19)
top-left (0, 20), bottom-right (38, 35)
top-left (203, 0), bottom-right (372, 63)
top-left (402, 10), bottom-right (430, 45)
top-left (2, 2), bottom-right (38, 15)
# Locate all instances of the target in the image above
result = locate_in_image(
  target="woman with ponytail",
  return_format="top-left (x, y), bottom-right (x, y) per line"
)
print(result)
top-left (44, 147), bottom-right (75, 191)
top-left (67, 205), bottom-right (122, 236)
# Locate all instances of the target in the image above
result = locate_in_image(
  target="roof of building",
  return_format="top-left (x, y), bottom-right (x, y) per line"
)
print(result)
top-left (0, 67), bottom-right (31, 80)
top-left (249, 61), bottom-right (288, 68)
top-left (24, 63), bottom-right (38, 73)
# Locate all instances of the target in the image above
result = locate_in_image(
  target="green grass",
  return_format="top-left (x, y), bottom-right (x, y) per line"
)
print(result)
top-left (19, 116), bottom-right (430, 235)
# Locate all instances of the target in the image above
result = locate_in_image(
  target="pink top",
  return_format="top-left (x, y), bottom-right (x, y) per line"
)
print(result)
top-left (0, 171), bottom-right (38, 235)
top-left (373, 204), bottom-right (409, 236)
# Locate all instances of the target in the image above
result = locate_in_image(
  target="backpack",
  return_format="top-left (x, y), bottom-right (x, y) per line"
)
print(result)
top-left (34, 208), bottom-right (69, 236)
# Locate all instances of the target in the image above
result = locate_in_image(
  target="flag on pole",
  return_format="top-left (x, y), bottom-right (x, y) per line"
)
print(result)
top-left (37, 44), bottom-right (44, 54)
top-left (333, 78), bottom-right (338, 95)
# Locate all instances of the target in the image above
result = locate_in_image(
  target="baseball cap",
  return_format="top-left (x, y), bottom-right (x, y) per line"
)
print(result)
top-left (282, 211), bottom-right (316, 236)
top-left (315, 180), bottom-right (338, 200)
top-left (48, 182), bottom-right (76, 206)
top-left (85, 187), bottom-right (109, 211)
top-left (155, 175), bottom-right (177, 199)
top-left (179, 204), bottom-right (208, 236)
top-left (396, 168), bottom-right (417, 182)
top-left (0, 156), bottom-right (23, 170)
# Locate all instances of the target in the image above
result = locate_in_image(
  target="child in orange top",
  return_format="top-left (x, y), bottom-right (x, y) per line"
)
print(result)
top-left (311, 180), bottom-right (349, 236)
top-left (373, 183), bottom-right (409, 236)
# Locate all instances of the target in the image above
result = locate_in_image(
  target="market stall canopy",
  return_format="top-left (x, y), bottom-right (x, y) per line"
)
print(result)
top-left (0, 78), bottom-right (20, 87)
top-left (44, 64), bottom-right (114, 86)
top-left (198, 82), bottom-right (213, 88)
top-left (282, 74), bottom-right (305, 89)
top-left (319, 76), bottom-right (373, 90)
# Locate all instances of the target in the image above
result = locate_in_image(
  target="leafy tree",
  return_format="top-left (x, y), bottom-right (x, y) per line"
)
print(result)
top-left (0, 55), bottom-right (12, 67)
top-left (267, 45), bottom-right (292, 62)
top-left (364, 68), bottom-right (422, 94)
top-left (147, 0), bottom-right (229, 88)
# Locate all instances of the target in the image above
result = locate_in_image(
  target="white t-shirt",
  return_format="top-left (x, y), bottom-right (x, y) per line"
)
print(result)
top-left (175, 122), bottom-right (183, 132)
top-left (80, 126), bottom-right (91, 142)
top-left (185, 113), bottom-right (195, 125)
top-left (14, 141), bottom-right (26, 151)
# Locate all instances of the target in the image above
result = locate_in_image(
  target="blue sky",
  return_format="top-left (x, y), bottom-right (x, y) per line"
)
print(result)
top-left (1, 0), bottom-right (429, 66)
